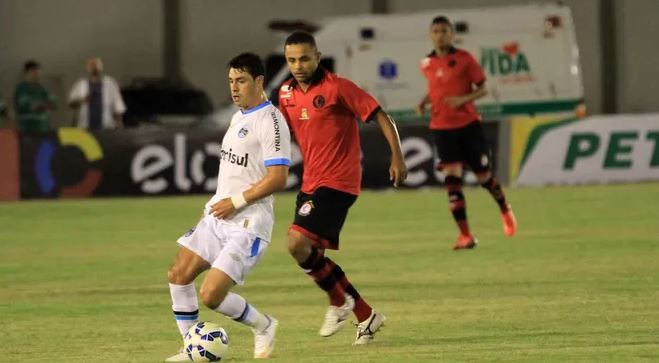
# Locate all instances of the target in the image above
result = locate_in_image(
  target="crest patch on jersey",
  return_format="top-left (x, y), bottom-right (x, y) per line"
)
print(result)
top-left (313, 95), bottom-right (325, 109)
top-left (298, 201), bottom-right (314, 216)
top-left (481, 154), bottom-right (489, 167)
top-left (238, 127), bottom-right (249, 138)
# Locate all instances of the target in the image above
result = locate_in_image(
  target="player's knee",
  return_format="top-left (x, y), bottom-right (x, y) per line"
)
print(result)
top-left (476, 171), bottom-right (492, 184)
top-left (287, 230), bottom-right (309, 260)
top-left (444, 166), bottom-right (462, 177)
top-left (167, 264), bottom-right (191, 285)
top-left (199, 287), bottom-right (224, 310)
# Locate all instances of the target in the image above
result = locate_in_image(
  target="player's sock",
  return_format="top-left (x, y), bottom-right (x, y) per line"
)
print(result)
top-left (480, 177), bottom-right (509, 212)
top-left (214, 292), bottom-right (270, 332)
top-left (444, 175), bottom-right (471, 236)
top-left (299, 247), bottom-right (346, 306)
top-left (326, 258), bottom-right (373, 322)
top-left (169, 283), bottom-right (199, 338)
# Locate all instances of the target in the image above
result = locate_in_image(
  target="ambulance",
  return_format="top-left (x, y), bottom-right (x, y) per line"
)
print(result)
top-left (262, 2), bottom-right (584, 123)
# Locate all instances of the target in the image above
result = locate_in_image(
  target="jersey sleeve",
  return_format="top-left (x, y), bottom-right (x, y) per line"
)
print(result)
top-left (336, 78), bottom-right (380, 122)
top-left (419, 57), bottom-right (431, 80)
top-left (259, 107), bottom-right (292, 167)
top-left (467, 53), bottom-right (486, 86)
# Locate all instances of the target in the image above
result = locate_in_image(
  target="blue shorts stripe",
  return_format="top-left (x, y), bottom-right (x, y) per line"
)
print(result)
top-left (250, 238), bottom-right (261, 257)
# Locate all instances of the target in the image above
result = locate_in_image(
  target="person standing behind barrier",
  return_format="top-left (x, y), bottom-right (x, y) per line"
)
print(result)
top-left (68, 57), bottom-right (126, 130)
top-left (416, 16), bottom-right (517, 250)
top-left (14, 60), bottom-right (56, 133)
top-left (279, 31), bottom-right (407, 346)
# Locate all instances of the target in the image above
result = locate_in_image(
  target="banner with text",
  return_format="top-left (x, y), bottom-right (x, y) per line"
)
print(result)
top-left (18, 123), bottom-right (500, 198)
top-left (516, 114), bottom-right (659, 185)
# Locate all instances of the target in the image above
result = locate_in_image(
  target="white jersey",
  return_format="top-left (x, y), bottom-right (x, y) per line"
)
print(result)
top-left (204, 101), bottom-right (291, 241)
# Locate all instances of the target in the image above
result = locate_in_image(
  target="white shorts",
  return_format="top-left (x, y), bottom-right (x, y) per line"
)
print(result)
top-left (177, 215), bottom-right (269, 285)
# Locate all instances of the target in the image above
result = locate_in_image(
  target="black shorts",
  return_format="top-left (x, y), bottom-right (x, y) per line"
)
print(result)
top-left (290, 186), bottom-right (357, 250)
top-left (433, 120), bottom-right (492, 173)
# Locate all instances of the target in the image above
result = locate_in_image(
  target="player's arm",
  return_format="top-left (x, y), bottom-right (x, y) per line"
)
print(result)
top-left (373, 110), bottom-right (408, 187)
top-left (444, 81), bottom-right (487, 109)
top-left (415, 93), bottom-right (430, 116)
top-left (209, 165), bottom-right (289, 219)
top-left (445, 55), bottom-right (488, 108)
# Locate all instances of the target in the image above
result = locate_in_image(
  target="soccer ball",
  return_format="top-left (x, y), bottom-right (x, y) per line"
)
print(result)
top-left (184, 322), bottom-right (229, 362)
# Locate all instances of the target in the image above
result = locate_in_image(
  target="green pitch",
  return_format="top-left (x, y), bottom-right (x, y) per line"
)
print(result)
top-left (1, 184), bottom-right (658, 362)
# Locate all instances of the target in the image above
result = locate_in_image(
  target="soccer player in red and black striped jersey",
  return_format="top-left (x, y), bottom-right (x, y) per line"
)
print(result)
top-left (417, 16), bottom-right (517, 250)
top-left (278, 31), bottom-right (407, 345)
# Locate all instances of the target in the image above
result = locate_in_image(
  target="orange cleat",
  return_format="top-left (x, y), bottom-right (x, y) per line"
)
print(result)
top-left (453, 234), bottom-right (478, 250)
top-left (501, 204), bottom-right (517, 236)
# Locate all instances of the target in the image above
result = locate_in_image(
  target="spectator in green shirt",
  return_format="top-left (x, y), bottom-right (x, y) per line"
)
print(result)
top-left (14, 60), bottom-right (56, 133)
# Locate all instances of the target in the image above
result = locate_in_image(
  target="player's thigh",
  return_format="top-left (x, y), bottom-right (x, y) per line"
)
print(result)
top-left (292, 187), bottom-right (356, 249)
top-left (171, 215), bottom-right (220, 284)
top-left (459, 121), bottom-right (492, 174)
top-left (433, 129), bottom-right (463, 168)
top-left (213, 227), bottom-right (268, 286)
top-left (169, 246), bottom-right (210, 284)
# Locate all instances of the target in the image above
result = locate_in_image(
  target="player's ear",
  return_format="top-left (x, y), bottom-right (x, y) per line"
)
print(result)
top-left (255, 74), bottom-right (265, 87)
top-left (316, 51), bottom-right (322, 62)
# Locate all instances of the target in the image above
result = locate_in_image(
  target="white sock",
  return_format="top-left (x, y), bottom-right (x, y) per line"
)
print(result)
top-left (169, 283), bottom-right (199, 338)
top-left (214, 292), bottom-right (270, 331)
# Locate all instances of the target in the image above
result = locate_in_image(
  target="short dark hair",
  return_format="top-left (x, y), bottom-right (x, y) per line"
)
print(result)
top-left (228, 52), bottom-right (264, 79)
top-left (431, 15), bottom-right (453, 29)
top-left (284, 31), bottom-right (317, 48)
top-left (24, 60), bottom-right (40, 73)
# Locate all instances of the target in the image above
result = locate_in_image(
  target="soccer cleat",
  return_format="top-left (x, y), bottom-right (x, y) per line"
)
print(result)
top-left (501, 204), bottom-right (517, 236)
top-left (253, 315), bottom-right (278, 359)
top-left (453, 234), bottom-right (478, 250)
top-left (164, 347), bottom-right (188, 362)
top-left (319, 293), bottom-right (355, 337)
top-left (353, 309), bottom-right (386, 345)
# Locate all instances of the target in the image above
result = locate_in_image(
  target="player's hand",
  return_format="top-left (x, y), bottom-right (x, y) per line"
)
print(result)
top-left (443, 96), bottom-right (467, 109)
top-left (414, 102), bottom-right (426, 116)
top-left (209, 198), bottom-right (236, 219)
top-left (389, 157), bottom-right (408, 188)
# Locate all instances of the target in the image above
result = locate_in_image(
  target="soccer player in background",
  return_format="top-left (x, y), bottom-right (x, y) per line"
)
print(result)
top-left (165, 53), bottom-right (291, 361)
top-left (416, 16), bottom-right (517, 250)
top-left (278, 31), bottom-right (408, 345)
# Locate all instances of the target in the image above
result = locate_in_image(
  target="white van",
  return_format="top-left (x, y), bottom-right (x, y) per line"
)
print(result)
top-left (256, 2), bottom-right (584, 123)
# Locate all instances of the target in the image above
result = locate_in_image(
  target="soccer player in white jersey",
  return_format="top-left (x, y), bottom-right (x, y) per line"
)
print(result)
top-left (165, 53), bottom-right (291, 361)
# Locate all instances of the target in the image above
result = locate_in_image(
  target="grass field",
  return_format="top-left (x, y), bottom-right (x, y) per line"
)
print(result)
top-left (1, 184), bottom-right (658, 362)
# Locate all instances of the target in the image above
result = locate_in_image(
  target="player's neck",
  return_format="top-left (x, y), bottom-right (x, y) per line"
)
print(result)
top-left (242, 94), bottom-right (268, 111)
top-left (434, 46), bottom-right (452, 57)
top-left (298, 82), bottom-right (311, 93)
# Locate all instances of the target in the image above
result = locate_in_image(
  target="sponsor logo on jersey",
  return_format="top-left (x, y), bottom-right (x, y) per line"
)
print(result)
top-left (300, 108), bottom-right (309, 120)
top-left (271, 111), bottom-right (282, 152)
top-left (220, 148), bottom-right (249, 167)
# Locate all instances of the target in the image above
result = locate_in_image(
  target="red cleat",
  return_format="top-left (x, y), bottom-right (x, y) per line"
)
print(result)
top-left (453, 234), bottom-right (478, 250)
top-left (501, 204), bottom-right (517, 236)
